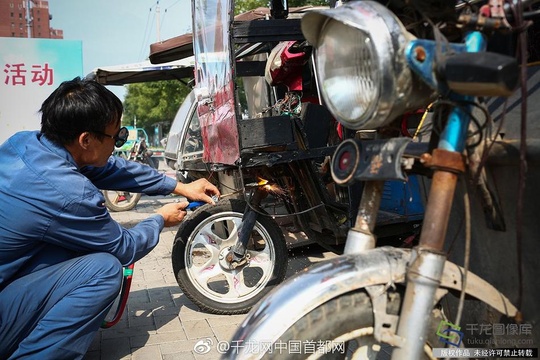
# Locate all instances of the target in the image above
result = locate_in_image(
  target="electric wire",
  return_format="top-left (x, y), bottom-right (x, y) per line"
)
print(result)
top-left (471, 100), bottom-right (506, 187)
top-left (429, 98), bottom-right (491, 149)
top-left (161, 0), bottom-right (183, 33)
top-left (138, 6), bottom-right (154, 61)
top-left (263, 92), bottom-right (303, 116)
top-left (166, 0), bottom-right (181, 9)
top-left (510, 0), bottom-right (530, 317)
top-left (160, 9), bottom-right (168, 35)
top-left (413, 103), bottom-right (434, 140)
top-left (454, 177), bottom-right (471, 329)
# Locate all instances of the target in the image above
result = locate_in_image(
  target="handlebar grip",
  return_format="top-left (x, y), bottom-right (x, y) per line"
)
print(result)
top-left (444, 51), bottom-right (519, 97)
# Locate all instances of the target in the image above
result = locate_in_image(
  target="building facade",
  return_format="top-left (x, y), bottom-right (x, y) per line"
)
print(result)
top-left (0, 0), bottom-right (63, 39)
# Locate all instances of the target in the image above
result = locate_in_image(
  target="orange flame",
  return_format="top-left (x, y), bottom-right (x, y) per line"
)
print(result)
top-left (257, 177), bottom-right (285, 196)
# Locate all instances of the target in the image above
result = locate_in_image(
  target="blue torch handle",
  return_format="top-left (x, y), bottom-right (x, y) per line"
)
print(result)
top-left (186, 201), bottom-right (206, 210)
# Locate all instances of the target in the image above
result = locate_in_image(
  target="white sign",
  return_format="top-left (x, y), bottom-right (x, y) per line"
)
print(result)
top-left (0, 38), bottom-right (83, 144)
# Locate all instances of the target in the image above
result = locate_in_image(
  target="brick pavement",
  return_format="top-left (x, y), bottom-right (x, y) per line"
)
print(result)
top-left (84, 185), bottom-right (337, 360)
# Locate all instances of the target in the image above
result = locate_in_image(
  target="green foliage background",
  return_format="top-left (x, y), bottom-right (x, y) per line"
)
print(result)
top-left (122, 80), bottom-right (191, 137)
top-left (235, 0), bottom-right (327, 14)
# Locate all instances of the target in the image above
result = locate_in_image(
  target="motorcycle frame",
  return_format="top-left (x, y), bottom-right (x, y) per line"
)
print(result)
top-left (224, 32), bottom-right (521, 359)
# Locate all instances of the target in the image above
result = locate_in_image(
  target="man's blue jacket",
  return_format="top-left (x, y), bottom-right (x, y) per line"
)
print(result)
top-left (0, 131), bottom-right (177, 290)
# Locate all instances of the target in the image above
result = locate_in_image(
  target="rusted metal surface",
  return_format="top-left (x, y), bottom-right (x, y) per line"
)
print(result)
top-left (418, 169), bottom-right (460, 251)
top-left (418, 148), bottom-right (466, 250)
top-left (354, 181), bottom-right (384, 233)
top-left (421, 148), bottom-right (466, 173)
top-left (440, 261), bottom-right (518, 317)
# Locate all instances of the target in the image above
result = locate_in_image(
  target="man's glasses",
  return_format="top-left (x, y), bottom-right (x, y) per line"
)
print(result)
top-left (93, 127), bottom-right (129, 148)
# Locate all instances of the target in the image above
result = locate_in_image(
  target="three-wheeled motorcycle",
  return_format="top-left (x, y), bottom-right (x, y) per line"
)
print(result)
top-left (146, 4), bottom-right (427, 314)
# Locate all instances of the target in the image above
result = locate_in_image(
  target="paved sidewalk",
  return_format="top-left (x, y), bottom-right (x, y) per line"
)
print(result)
top-left (84, 191), bottom-right (337, 360)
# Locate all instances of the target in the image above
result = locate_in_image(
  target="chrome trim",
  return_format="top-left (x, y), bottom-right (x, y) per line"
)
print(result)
top-left (392, 249), bottom-right (446, 359)
top-left (343, 229), bottom-right (376, 254)
top-left (223, 247), bottom-right (518, 359)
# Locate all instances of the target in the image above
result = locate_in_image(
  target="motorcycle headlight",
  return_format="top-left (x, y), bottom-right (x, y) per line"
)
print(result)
top-left (302, 1), bottom-right (434, 130)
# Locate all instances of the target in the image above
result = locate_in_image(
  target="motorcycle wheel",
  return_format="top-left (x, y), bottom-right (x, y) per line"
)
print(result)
top-left (264, 289), bottom-right (441, 359)
top-left (172, 199), bottom-right (288, 315)
top-left (102, 190), bottom-right (142, 212)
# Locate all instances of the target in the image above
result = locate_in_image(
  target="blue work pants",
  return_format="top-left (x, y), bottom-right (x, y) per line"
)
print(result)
top-left (0, 253), bottom-right (123, 359)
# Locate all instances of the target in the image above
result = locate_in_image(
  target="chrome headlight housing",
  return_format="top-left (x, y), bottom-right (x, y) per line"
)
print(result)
top-left (302, 1), bottom-right (434, 130)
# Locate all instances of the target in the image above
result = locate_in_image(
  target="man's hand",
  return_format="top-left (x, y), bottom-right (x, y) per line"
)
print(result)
top-left (156, 202), bottom-right (189, 227)
top-left (173, 178), bottom-right (220, 205)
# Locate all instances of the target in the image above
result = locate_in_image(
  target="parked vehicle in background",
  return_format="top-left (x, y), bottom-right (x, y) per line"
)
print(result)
top-left (163, 90), bottom-right (202, 184)
top-left (102, 189), bottom-right (142, 212)
top-left (101, 137), bottom-right (159, 212)
top-left (130, 137), bottom-right (159, 170)
top-left (115, 126), bottom-right (149, 157)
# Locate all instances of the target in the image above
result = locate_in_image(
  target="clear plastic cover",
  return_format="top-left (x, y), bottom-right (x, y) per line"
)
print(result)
top-left (193, 0), bottom-right (239, 165)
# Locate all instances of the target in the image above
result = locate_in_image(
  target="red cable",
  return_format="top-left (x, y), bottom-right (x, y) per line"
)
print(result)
top-left (101, 263), bottom-right (134, 329)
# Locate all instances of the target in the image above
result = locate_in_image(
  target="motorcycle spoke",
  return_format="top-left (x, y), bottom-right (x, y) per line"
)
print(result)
top-left (192, 258), bottom-right (222, 283)
top-left (215, 217), bottom-right (242, 246)
top-left (191, 229), bottom-right (224, 250)
top-left (111, 193), bottom-right (121, 204)
top-left (200, 217), bottom-right (242, 248)
top-left (247, 250), bottom-right (273, 274)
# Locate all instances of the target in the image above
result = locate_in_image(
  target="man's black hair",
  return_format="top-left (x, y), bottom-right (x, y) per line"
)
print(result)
top-left (40, 77), bottom-right (123, 145)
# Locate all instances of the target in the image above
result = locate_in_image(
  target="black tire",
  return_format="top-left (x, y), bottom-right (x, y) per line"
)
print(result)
top-left (264, 289), bottom-right (441, 359)
top-left (102, 190), bottom-right (142, 212)
top-left (172, 199), bottom-right (288, 314)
